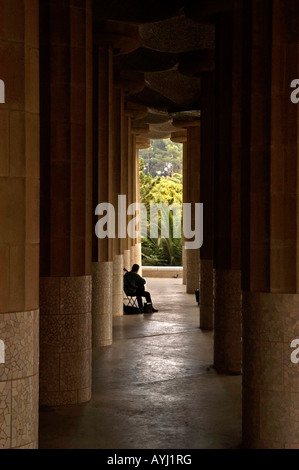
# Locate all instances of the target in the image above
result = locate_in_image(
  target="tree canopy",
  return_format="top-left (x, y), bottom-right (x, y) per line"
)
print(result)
top-left (140, 139), bottom-right (183, 177)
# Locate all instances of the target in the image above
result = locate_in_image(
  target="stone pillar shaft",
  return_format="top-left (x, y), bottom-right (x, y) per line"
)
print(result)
top-left (213, 8), bottom-right (242, 374)
top-left (242, 0), bottom-right (299, 448)
top-left (110, 87), bottom-right (124, 316)
top-left (182, 142), bottom-right (187, 285)
top-left (97, 45), bottom-right (113, 264)
top-left (91, 43), bottom-right (114, 347)
top-left (185, 126), bottom-right (200, 294)
top-left (199, 71), bottom-right (215, 330)
top-left (0, 0), bottom-right (40, 449)
top-left (39, 0), bottom-right (92, 405)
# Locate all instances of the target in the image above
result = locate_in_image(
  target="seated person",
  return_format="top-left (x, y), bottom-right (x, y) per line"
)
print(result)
top-left (124, 264), bottom-right (158, 313)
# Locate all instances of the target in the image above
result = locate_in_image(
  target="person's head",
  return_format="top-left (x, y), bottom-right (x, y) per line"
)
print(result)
top-left (131, 264), bottom-right (140, 273)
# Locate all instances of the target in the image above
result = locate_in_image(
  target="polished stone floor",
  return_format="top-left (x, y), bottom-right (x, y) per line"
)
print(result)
top-left (39, 278), bottom-right (242, 449)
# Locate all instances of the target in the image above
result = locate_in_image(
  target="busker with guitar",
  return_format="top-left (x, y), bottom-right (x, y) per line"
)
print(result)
top-left (124, 264), bottom-right (158, 313)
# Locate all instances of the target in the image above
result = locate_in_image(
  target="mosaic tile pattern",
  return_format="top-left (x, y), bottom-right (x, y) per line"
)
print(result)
top-left (243, 292), bottom-right (299, 448)
top-left (0, 309), bottom-right (39, 449)
top-left (123, 250), bottom-right (131, 272)
top-left (199, 259), bottom-right (214, 330)
top-left (92, 262), bottom-right (113, 347)
top-left (39, 275), bottom-right (92, 406)
top-left (113, 255), bottom-right (124, 317)
top-left (214, 269), bottom-right (242, 374)
top-left (0, 381), bottom-right (11, 449)
top-left (11, 375), bottom-right (39, 449)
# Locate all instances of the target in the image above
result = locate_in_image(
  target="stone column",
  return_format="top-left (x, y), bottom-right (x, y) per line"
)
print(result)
top-left (92, 24), bottom-right (139, 333)
top-left (134, 143), bottom-right (142, 272)
top-left (39, 0), bottom-right (93, 406)
top-left (121, 113), bottom-right (131, 272)
top-left (0, 0), bottom-right (39, 449)
top-left (174, 122), bottom-right (201, 294)
top-left (111, 87), bottom-right (124, 317)
top-left (213, 5), bottom-right (242, 374)
top-left (129, 133), bottom-right (137, 268)
top-left (130, 128), bottom-right (146, 272)
top-left (182, 142), bottom-right (187, 285)
top-left (199, 71), bottom-right (215, 331)
top-left (171, 131), bottom-right (187, 277)
top-left (242, 0), bottom-right (299, 449)
top-left (92, 43), bottom-right (113, 346)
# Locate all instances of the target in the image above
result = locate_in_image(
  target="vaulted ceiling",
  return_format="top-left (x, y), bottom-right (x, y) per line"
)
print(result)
top-left (93, 0), bottom-right (217, 140)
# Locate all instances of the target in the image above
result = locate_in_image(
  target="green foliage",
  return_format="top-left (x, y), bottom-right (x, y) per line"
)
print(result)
top-left (140, 139), bottom-right (183, 177)
top-left (139, 142), bottom-right (183, 267)
top-left (142, 211), bottom-right (182, 266)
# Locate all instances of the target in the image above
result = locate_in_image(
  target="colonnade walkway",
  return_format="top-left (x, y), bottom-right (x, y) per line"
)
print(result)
top-left (39, 279), bottom-right (242, 449)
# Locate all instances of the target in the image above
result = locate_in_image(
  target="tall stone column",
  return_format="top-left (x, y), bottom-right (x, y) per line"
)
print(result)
top-left (111, 87), bottom-right (124, 317)
top-left (92, 24), bottom-right (139, 334)
top-left (39, 0), bottom-right (93, 406)
top-left (199, 71), bottom-right (215, 331)
top-left (125, 104), bottom-right (148, 270)
top-left (182, 142), bottom-right (188, 285)
top-left (92, 43), bottom-right (113, 346)
top-left (129, 132), bottom-right (137, 268)
top-left (121, 114), bottom-right (131, 272)
top-left (0, 0), bottom-right (39, 449)
top-left (174, 122), bottom-right (201, 294)
top-left (171, 131), bottom-right (187, 277)
top-left (242, 0), bottom-right (299, 449)
top-left (130, 124), bottom-right (148, 273)
top-left (212, 5), bottom-right (242, 374)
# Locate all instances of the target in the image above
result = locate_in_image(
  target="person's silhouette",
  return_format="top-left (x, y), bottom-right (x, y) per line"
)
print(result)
top-left (124, 264), bottom-right (158, 313)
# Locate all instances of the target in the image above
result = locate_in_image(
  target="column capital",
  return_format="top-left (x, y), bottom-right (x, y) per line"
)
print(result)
top-left (173, 118), bottom-right (201, 129)
top-left (131, 121), bottom-right (150, 135)
top-left (94, 20), bottom-right (140, 55)
top-left (124, 102), bottom-right (148, 120)
top-left (171, 131), bottom-right (187, 143)
top-left (114, 70), bottom-right (145, 94)
top-left (136, 137), bottom-right (151, 149)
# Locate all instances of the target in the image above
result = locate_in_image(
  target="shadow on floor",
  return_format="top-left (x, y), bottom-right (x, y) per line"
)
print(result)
top-left (39, 278), bottom-right (242, 449)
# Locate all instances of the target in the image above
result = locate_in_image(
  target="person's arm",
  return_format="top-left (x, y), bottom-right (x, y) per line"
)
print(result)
top-left (137, 274), bottom-right (146, 285)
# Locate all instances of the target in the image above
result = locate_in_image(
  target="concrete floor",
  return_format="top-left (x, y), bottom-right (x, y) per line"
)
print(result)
top-left (39, 278), bottom-right (242, 449)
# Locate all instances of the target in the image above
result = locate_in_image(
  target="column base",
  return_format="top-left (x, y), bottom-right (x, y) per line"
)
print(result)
top-left (242, 292), bottom-right (299, 449)
top-left (113, 255), bottom-right (124, 317)
top-left (0, 309), bottom-right (39, 449)
top-left (39, 275), bottom-right (92, 407)
top-left (214, 269), bottom-right (242, 374)
top-left (199, 259), bottom-right (214, 330)
top-left (92, 262), bottom-right (113, 347)
top-left (123, 250), bottom-right (131, 272)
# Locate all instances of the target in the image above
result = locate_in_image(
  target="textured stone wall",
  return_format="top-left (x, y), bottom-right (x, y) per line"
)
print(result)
top-left (92, 262), bottom-right (113, 347)
top-left (40, 276), bottom-right (92, 406)
top-left (243, 292), bottom-right (299, 448)
top-left (0, 0), bottom-right (40, 449)
top-left (199, 259), bottom-right (214, 330)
